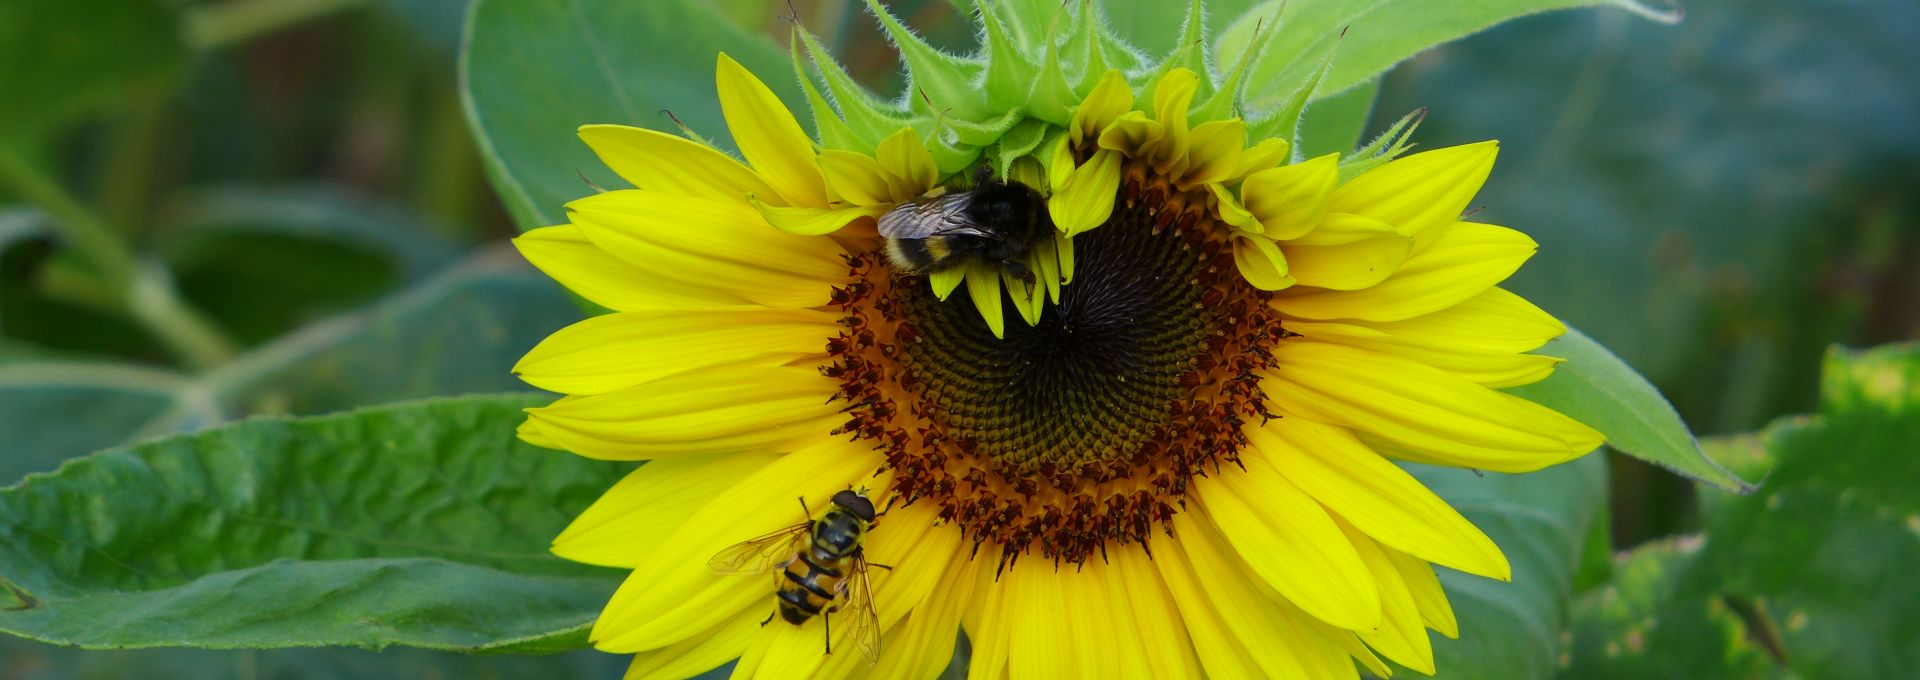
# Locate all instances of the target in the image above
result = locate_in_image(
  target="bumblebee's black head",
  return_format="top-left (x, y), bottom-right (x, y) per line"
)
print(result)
top-left (831, 489), bottom-right (877, 522)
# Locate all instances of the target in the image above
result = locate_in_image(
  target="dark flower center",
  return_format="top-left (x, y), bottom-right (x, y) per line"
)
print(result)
top-left (824, 165), bottom-right (1288, 567)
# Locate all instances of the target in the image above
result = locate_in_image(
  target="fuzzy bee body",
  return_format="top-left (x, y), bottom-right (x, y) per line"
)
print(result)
top-left (710, 490), bottom-right (884, 662)
top-left (878, 179), bottom-right (1052, 283)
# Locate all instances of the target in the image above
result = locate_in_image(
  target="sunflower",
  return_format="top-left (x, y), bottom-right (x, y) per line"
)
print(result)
top-left (510, 3), bottom-right (1603, 678)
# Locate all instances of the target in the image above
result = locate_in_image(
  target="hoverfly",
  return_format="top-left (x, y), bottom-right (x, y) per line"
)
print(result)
top-left (709, 489), bottom-right (889, 662)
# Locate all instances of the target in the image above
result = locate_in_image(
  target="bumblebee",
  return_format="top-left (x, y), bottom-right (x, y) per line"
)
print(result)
top-left (709, 489), bottom-right (888, 662)
top-left (878, 174), bottom-right (1052, 285)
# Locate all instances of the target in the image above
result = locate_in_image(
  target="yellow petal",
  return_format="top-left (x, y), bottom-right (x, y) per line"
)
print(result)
top-left (1339, 522), bottom-right (1437, 675)
top-left (1383, 545), bottom-right (1460, 638)
top-left (578, 124), bottom-right (775, 200)
top-left (1208, 183), bottom-right (1260, 232)
top-left (1152, 533), bottom-right (1266, 679)
top-left (591, 440), bottom-right (885, 652)
top-left (1195, 458), bottom-right (1381, 631)
top-left (1049, 149), bottom-right (1121, 236)
top-left (1282, 233), bottom-right (1414, 291)
top-left (1241, 153), bottom-right (1339, 241)
top-left (966, 261), bottom-right (1007, 339)
top-left (1285, 212), bottom-right (1400, 247)
top-left (1329, 141), bottom-right (1497, 252)
top-left (818, 149), bottom-right (896, 205)
top-left (514, 308), bottom-right (835, 395)
top-left (566, 190), bottom-right (847, 308)
top-left (1147, 68), bottom-right (1201, 169)
top-left (552, 452), bottom-right (781, 568)
top-left (1097, 111), bottom-right (1164, 155)
top-left (752, 199), bottom-right (887, 236)
top-left (1046, 133), bottom-right (1076, 193)
top-left (875, 127), bottom-right (938, 197)
top-left (1003, 562), bottom-right (1081, 679)
top-left (513, 225), bottom-right (759, 312)
top-left (1354, 286), bottom-right (1566, 354)
top-left (1108, 549), bottom-right (1206, 680)
top-left (1231, 137), bottom-right (1293, 180)
top-left (1180, 119), bottom-right (1245, 189)
top-left (1266, 341), bottom-right (1604, 471)
top-left (1249, 417), bottom-right (1509, 579)
top-left (1289, 320), bottom-right (1563, 388)
top-left (622, 615), bottom-right (758, 680)
top-left (863, 552), bottom-right (977, 680)
top-left (1159, 513), bottom-right (1362, 678)
top-left (517, 416), bottom-right (561, 449)
top-left (523, 365), bottom-right (840, 461)
top-left (1274, 221), bottom-right (1536, 322)
top-left (1070, 70), bottom-right (1134, 148)
top-left (1232, 234), bottom-right (1296, 291)
top-left (929, 266), bottom-right (965, 300)
top-left (716, 53), bottom-right (827, 207)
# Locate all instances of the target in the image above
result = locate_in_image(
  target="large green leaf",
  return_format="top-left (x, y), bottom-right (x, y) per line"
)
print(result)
top-left (1696, 344), bottom-right (1920, 677)
top-left (0, 252), bottom-right (577, 483)
top-left (0, 0), bottom-right (186, 143)
top-left (1560, 538), bottom-right (1783, 679)
top-left (1563, 342), bottom-right (1920, 678)
top-left (0, 394), bottom-right (626, 652)
top-left (1409, 454), bottom-right (1608, 679)
top-left (1215, 0), bottom-right (1676, 111)
top-left (1508, 325), bottom-right (1750, 492)
top-left (461, 0), bottom-right (797, 230)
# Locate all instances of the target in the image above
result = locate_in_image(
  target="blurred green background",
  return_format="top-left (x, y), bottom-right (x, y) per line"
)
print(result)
top-left (0, 0), bottom-right (1913, 677)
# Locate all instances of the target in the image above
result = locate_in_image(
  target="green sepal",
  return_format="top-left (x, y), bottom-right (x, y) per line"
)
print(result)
top-left (942, 107), bottom-right (1023, 148)
top-left (796, 26), bottom-right (914, 149)
top-left (990, 118), bottom-right (1052, 179)
top-left (1246, 47), bottom-right (1335, 152)
top-left (864, 0), bottom-right (988, 121)
top-left (790, 32), bottom-right (868, 153)
top-left (1338, 107), bottom-right (1425, 180)
top-left (1026, 13), bottom-right (1078, 126)
top-left (981, 4), bottom-right (1038, 113)
top-left (1164, 0), bottom-right (1213, 102)
top-left (1191, 8), bottom-right (1273, 124)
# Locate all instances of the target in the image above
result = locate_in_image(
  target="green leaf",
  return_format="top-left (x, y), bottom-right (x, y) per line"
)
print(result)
top-left (1693, 343), bottom-right (1920, 677)
top-left (0, 0), bottom-right (186, 143)
top-left (1217, 0), bottom-right (1677, 112)
top-left (1409, 453), bottom-right (1608, 679)
top-left (0, 394), bottom-right (626, 652)
top-left (1565, 343), bottom-right (1920, 678)
top-left (0, 253), bottom-right (578, 483)
top-left (1507, 325), bottom-right (1751, 492)
top-left (461, 0), bottom-right (796, 230)
top-left (1561, 538), bottom-right (1783, 679)
top-left (0, 640), bottom-right (627, 680)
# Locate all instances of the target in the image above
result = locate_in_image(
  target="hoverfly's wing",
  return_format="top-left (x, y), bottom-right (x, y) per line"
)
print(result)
top-left (841, 555), bottom-right (883, 664)
top-left (879, 193), bottom-right (990, 239)
top-left (708, 523), bottom-right (809, 574)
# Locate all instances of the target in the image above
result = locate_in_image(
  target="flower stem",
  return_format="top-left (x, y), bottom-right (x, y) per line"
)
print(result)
top-left (0, 151), bottom-right (238, 369)
top-left (184, 0), bottom-right (373, 50)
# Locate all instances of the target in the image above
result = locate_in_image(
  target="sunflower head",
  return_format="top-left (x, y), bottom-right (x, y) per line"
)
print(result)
top-left (513, 2), bottom-right (1606, 677)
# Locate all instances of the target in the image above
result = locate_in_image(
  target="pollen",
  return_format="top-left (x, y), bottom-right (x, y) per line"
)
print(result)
top-left (823, 163), bottom-right (1289, 568)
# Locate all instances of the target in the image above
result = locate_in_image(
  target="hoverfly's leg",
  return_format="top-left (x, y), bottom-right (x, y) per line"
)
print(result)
top-left (761, 609), bottom-right (776, 627)
top-left (797, 496), bottom-right (813, 522)
top-left (868, 562), bottom-right (895, 571)
top-left (822, 609), bottom-right (834, 655)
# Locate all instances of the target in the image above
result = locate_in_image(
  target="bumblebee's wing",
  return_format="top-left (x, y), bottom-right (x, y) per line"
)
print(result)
top-left (708, 524), bottom-right (809, 574)
top-left (879, 193), bottom-right (989, 239)
top-left (841, 556), bottom-right (883, 664)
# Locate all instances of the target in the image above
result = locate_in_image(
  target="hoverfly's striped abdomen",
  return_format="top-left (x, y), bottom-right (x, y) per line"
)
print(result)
top-left (777, 545), bottom-right (847, 624)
